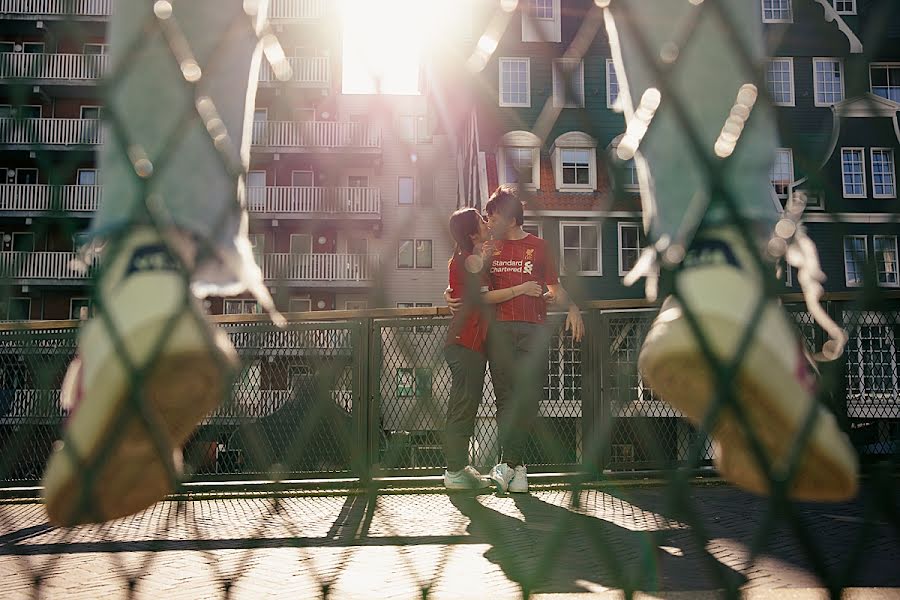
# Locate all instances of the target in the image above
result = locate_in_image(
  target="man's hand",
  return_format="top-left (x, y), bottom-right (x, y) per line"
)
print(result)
top-left (444, 286), bottom-right (463, 314)
top-left (565, 305), bottom-right (585, 343)
top-left (542, 289), bottom-right (557, 303)
top-left (516, 281), bottom-right (543, 298)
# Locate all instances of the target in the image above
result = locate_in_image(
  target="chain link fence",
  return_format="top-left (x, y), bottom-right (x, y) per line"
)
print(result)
top-left (0, 0), bottom-right (898, 597)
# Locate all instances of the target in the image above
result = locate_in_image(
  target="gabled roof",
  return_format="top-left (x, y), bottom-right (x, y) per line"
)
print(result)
top-left (821, 94), bottom-right (900, 165)
top-left (811, 0), bottom-right (863, 53)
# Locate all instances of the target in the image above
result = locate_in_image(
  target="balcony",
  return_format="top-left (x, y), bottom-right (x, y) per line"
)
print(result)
top-left (251, 121), bottom-right (381, 153)
top-left (269, 0), bottom-right (326, 22)
top-left (258, 56), bottom-right (329, 87)
top-left (260, 253), bottom-right (378, 287)
top-left (0, 52), bottom-right (107, 83)
top-left (0, 0), bottom-right (112, 19)
top-left (247, 186), bottom-right (380, 219)
top-left (0, 118), bottom-right (102, 148)
top-left (0, 251), bottom-right (90, 283)
top-left (0, 184), bottom-right (100, 215)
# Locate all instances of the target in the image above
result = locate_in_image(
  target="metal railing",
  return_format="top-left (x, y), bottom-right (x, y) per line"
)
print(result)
top-left (0, 118), bottom-right (102, 146)
top-left (0, 184), bottom-right (100, 213)
top-left (0, 52), bottom-right (107, 81)
top-left (246, 185), bottom-right (380, 216)
top-left (257, 56), bottom-right (329, 85)
top-left (0, 0), bottom-right (111, 17)
top-left (268, 0), bottom-right (326, 22)
top-left (0, 251), bottom-right (89, 280)
top-left (259, 253), bottom-right (379, 282)
top-left (250, 120), bottom-right (382, 151)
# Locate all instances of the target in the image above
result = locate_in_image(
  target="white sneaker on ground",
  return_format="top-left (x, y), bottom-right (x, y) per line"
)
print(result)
top-left (42, 228), bottom-right (239, 526)
top-left (638, 228), bottom-right (858, 501)
top-left (508, 465), bottom-right (528, 493)
top-left (489, 462), bottom-right (516, 493)
top-left (444, 465), bottom-right (490, 490)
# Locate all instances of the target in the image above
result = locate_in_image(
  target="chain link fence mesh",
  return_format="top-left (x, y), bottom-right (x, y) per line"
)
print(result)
top-left (0, 0), bottom-right (897, 597)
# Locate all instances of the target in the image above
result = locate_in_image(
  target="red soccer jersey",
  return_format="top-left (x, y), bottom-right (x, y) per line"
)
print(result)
top-left (446, 252), bottom-right (489, 352)
top-left (488, 234), bottom-right (559, 324)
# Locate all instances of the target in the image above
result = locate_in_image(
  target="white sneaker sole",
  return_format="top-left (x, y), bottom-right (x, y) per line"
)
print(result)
top-left (639, 268), bottom-right (857, 501)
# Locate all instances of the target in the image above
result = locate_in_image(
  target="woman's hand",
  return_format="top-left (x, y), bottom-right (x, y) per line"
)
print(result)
top-left (515, 281), bottom-right (543, 298)
top-left (444, 287), bottom-right (463, 314)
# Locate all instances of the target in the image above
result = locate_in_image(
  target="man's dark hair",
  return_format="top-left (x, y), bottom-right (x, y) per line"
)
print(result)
top-left (484, 184), bottom-right (524, 226)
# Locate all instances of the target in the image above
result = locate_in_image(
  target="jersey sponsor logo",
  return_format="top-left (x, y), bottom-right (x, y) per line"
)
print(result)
top-left (523, 260), bottom-right (533, 275)
top-left (525, 247), bottom-right (535, 260)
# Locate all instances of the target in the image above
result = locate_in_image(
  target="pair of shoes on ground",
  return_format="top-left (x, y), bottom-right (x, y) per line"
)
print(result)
top-left (443, 465), bottom-right (490, 490)
top-left (489, 463), bottom-right (528, 493)
top-left (638, 227), bottom-right (858, 501)
top-left (42, 229), bottom-right (238, 526)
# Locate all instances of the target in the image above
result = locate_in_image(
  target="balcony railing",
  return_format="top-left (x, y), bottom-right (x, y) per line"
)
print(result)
top-left (258, 56), bottom-right (329, 86)
top-left (0, 251), bottom-right (89, 280)
top-left (261, 253), bottom-right (378, 283)
top-left (0, 184), bottom-right (100, 213)
top-left (251, 121), bottom-right (381, 151)
top-left (269, 0), bottom-right (326, 21)
top-left (0, 0), bottom-right (112, 17)
top-left (0, 118), bottom-right (102, 146)
top-left (247, 186), bottom-right (380, 216)
top-left (0, 52), bottom-right (107, 81)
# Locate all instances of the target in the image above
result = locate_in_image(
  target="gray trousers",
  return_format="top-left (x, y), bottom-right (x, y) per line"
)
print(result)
top-left (443, 344), bottom-right (487, 472)
top-left (487, 321), bottom-right (551, 467)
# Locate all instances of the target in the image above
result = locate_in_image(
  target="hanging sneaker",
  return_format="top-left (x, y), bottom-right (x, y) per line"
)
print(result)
top-left (638, 227), bottom-right (858, 501)
top-left (42, 228), bottom-right (239, 526)
top-left (444, 465), bottom-right (490, 490)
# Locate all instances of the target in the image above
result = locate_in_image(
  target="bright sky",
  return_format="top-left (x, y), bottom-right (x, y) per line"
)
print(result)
top-left (341, 0), bottom-right (435, 95)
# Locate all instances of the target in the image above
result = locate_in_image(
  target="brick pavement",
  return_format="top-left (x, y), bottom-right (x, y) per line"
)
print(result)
top-left (0, 482), bottom-right (897, 599)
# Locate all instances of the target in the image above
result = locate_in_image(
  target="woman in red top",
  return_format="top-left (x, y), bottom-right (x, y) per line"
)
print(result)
top-left (443, 207), bottom-right (542, 490)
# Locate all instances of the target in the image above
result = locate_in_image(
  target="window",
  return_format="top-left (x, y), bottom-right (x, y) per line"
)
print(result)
top-left (17, 105), bottom-right (41, 119)
top-left (523, 221), bottom-right (543, 238)
top-left (348, 175), bottom-right (368, 188)
top-left (500, 147), bottom-right (535, 186)
top-left (843, 235), bottom-right (867, 287)
top-left (83, 43), bottom-right (108, 54)
top-left (499, 58), bottom-right (530, 107)
top-left (871, 149), bottom-right (896, 198)
top-left (347, 237), bottom-right (368, 255)
top-left (398, 176), bottom-right (414, 205)
top-left (770, 149), bottom-right (794, 199)
top-left (606, 59), bottom-right (620, 108)
top-left (2, 298), bottom-right (30, 321)
top-left (841, 148), bottom-right (866, 198)
top-left (561, 149), bottom-right (591, 186)
top-left (870, 64), bottom-right (900, 102)
top-left (761, 0), bottom-right (792, 22)
top-left (531, 0), bottom-right (553, 19)
top-left (416, 115), bottom-right (431, 143)
top-left (766, 58), bottom-right (794, 106)
top-left (290, 233), bottom-right (312, 254)
top-left (22, 42), bottom-right (44, 54)
top-left (561, 222), bottom-right (601, 275)
top-left (846, 313), bottom-right (898, 407)
top-left (618, 223), bottom-right (644, 275)
top-left (874, 236), bottom-right (898, 287)
top-left (345, 300), bottom-right (368, 310)
top-left (291, 170), bottom-right (313, 187)
top-left (248, 233), bottom-right (264, 264)
top-left (813, 59), bottom-right (844, 106)
top-left (12, 232), bottom-right (33, 252)
top-left (70, 298), bottom-right (93, 320)
top-left (622, 158), bottom-right (639, 191)
top-left (224, 299), bottom-right (262, 314)
top-left (80, 106), bottom-right (102, 120)
top-left (398, 115), bottom-right (415, 141)
top-left (0, 43), bottom-right (14, 53)
top-left (77, 169), bottom-right (97, 186)
top-left (832, 0), bottom-right (855, 14)
top-left (398, 239), bottom-right (433, 269)
top-left (72, 232), bottom-right (90, 251)
top-left (10, 168), bottom-right (37, 184)
top-left (294, 108), bottom-right (315, 122)
top-left (552, 59), bottom-right (585, 108)
top-left (289, 297), bottom-right (312, 312)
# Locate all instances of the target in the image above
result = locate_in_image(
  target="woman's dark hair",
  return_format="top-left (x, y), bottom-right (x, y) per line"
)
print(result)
top-left (484, 184), bottom-right (524, 225)
top-left (448, 207), bottom-right (483, 256)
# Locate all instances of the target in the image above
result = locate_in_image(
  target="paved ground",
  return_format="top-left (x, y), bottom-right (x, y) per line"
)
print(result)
top-left (0, 482), bottom-right (897, 599)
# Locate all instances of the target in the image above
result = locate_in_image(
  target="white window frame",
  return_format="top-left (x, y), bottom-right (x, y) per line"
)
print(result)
top-left (522, 221), bottom-right (543, 238)
top-left (606, 58), bottom-right (620, 109)
top-left (813, 58), bottom-right (844, 106)
top-left (555, 147), bottom-right (595, 191)
top-left (617, 222), bottom-right (643, 276)
top-left (12, 232), bottom-right (33, 252)
top-left (289, 233), bottom-right (312, 254)
top-left (869, 63), bottom-right (900, 103)
top-left (11, 167), bottom-right (37, 184)
top-left (498, 58), bottom-right (531, 108)
top-left (552, 59), bottom-right (585, 109)
top-left (398, 239), bottom-right (433, 269)
top-left (770, 148), bottom-right (794, 200)
top-left (559, 221), bottom-right (602, 276)
top-left (832, 0), bottom-right (856, 15)
top-left (69, 297), bottom-right (93, 320)
top-left (79, 105), bottom-right (102, 120)
top-left (843, 235), bottom-right (867, 288)
top-left (398, 176), bottom-right (414, 205)
top-left (289, 297), bottom-right (312, 313)
top-left (76, 168), bottom-right (97, 186)
top-left (873, 235), bottom-right (899, 288)
top-left (398, 115), bottom-right (415, 142)
top-left (761, 0), bottom-right (793, 23)
top-left (870, 148), bottom-right (896, 199)
top-left (83, 43), bottom-right (109, 55)
top-left (17, 105), bottom-right (41, 118)
top-left (346, 237), bottom-right (368, 255)
top-left (3, 297), bottom-right (30, 321)
top-left (497, 146), bottom-right (540, 190)
top-left (531, 0), bottom-right (554, 20)
top-left (766, 58), bottom-right (795, 106)
top-left (224, 299), bottom-right (262, 315)
top-left (22, 42), bottom-right (44, 53)
top-left (345, 300), bottom-right (368, 310)
top-left (290, 169), bottom-right (314, 187)
top-left (841, 147), bottom-right (867, 198)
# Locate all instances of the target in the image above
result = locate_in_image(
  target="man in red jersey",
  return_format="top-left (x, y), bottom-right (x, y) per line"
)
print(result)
top-left (483, 184), bottom-right (584, 493)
